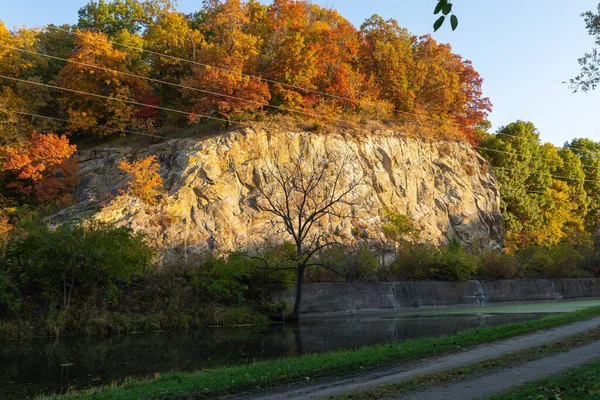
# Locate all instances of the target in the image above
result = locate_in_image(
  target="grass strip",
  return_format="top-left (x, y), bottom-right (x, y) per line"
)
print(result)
top-left (488, 358), bottom-right (600, 400)
top-left (43, 306), bottom-right (600, 400)
top-left (329, 327), bottom-right (600, 399)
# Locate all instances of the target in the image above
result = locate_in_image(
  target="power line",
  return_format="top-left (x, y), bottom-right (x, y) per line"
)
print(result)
top-left (0, 44), bottom-right (361, 128)
top-left (473, 144), bottom-right (600, 171)
top-left (7, 101), bottom-right (600, 199)
top-left (5, 109), bottom-right (171, 140)
top-left (3, 71), bottom-right (600, 174)
top-left (37, 29), bottom-right (599, 155)
top-left (46, 25), bottom-right (482, 130)
top-left (498, 186), bottom-right (600, 201)
top-left (489, 165), bottom-right (600, 186)
top-left (3, 72), bottom-right (600, 174)
top-left (0, 74), bottom-right (253, 128)
top-left (12, 106), bottom-right (600, 188)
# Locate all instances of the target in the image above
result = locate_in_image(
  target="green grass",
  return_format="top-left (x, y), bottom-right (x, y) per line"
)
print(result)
top-left (43, 306), bottom-right (600, 400)
top-left (489, 358), bottom-right (600, 400)
top-left (329, 328), bottom-right (600, 399)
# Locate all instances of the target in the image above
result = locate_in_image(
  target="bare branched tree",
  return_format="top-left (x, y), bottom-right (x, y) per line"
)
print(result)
top-left (254, 144), bottom-right (364, 320)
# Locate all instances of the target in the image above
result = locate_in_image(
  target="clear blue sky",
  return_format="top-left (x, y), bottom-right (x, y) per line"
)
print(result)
top-left (3, 0), bottom-right (600, 145)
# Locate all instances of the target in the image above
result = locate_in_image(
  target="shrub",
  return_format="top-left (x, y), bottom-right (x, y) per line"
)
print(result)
top-left (432, 239), bottom-right (479, 280)
top-left (0, 269), bottom-right (20, 317)
top-left (3, 220), bottom-right (154, 310)
top-left (477, 250), bottom-right (519, 279)
top-left (244, 243), bottom-right (297, 297)
top-left (311, 244), bottom-right (380, 282)
top-left (382, 210), bottom-right (419, 244)
top-left (523, 242), bottom-right (587, 278)
top-left (388, 238), bottom-right (478, 281)
top-left (188, 254), bottom-right (251, 305)
top-left (184, 244), bottom-right (297, 305)
top-left (118, 155), bottom-right (163, 204)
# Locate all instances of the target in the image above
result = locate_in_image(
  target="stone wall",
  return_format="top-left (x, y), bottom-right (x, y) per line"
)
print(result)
top-left (275, 279), bottom-right (600, 315)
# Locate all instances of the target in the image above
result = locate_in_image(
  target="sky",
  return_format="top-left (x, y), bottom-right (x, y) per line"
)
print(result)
top-left (2, 0), bottom-right (600, 146)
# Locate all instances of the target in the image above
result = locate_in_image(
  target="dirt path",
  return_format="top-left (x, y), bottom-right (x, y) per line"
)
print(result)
top-left (237, 316), bottom-right (600, 400)
top-left (398, 340), bottom-right (600, 400)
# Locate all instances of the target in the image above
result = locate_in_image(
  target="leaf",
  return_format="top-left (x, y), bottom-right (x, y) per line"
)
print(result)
top-left (442, 4), bottom-right (453, 15)
top-left (451, 15), bottom-right (459, 31)
top-left (434, 2), bottom-right (444, 15)
top-left (433, 16), bottom-right (445, 32)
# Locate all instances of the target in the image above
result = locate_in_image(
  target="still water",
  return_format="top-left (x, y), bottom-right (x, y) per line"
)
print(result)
top-left (3, 300), bottom-right (600, 399)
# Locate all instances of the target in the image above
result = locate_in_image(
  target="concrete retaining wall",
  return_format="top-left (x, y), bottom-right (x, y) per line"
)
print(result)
top-left (275, 279), bottom-right (600, 315)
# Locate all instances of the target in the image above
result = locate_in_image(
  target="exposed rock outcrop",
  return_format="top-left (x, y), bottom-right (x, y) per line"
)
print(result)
top-left (55, 128), bottom-right (504, 264)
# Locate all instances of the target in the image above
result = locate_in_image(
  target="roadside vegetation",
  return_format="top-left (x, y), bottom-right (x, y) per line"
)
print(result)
top-left (41, 306), bottom-right (600, 400)
top-left (489, 359), bottom-right (600, 400)
top-left (331, 328), bottom-right (600, 399)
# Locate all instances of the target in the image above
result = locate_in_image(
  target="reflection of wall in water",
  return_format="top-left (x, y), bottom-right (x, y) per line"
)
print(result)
top-left (293, 314), bottom-right (542, 353)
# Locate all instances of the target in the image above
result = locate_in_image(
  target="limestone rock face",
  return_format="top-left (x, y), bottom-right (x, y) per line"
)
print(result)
top-left (56, 128), bottom-right (504, 264)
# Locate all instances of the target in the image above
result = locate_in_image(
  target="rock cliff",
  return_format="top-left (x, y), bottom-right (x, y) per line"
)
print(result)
top-left (55, 128), bottom-right (504, 264)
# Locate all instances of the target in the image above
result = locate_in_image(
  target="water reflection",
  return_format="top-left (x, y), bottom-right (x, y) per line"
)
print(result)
top-left (1, 312), bottom-right (543, 399)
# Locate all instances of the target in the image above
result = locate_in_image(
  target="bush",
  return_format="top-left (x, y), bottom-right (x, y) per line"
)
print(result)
top-left (0, 269), bottom-right (20, 317)
top-left (3, 220), bottom-right (154, 310)
top-left (311, 244), bottom-right (380, 282)
top-left (388, 238), bottom-right (478, 281)
top-left (477, 251), bottom-right (519, 279)
top-left (183, 244), bottom-right (297, 305)
top-left (244, 243), bottom-right (297, 298)
top-left (188, 254), bottom-right (251, 305)
top-left (118, 155), bottom-right (163, 204)
top-left (522, 242), bottom-right (588, 278)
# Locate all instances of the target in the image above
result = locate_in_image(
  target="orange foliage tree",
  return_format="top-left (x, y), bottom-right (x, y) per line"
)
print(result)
top-left (411, 35), bottom-right (492, 144)
top-left (1, 132), bottom-right (79, 204)
top-left (181, 0), bottom-right (270, 123)
top-left (118, 155), bottom-right (163, 204)
top-left (57, 30), bottom-right (154, 135)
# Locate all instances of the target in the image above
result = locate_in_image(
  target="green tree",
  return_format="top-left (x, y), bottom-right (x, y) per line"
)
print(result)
top-left (569, 3), bottom-right (600, 92)
top-left (480, 121), bottom-right (552, 249)
top-left (77, 0), bottom-right (174, 35)
top-left (567, 138), bottom-right (600, 228)
top-left (4, 221), bottom-right (154, 311)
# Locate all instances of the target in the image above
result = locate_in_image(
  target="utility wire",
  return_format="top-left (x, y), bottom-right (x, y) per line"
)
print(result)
top-left (9, 109), bottom-right (600, 190)
top-left (5, 109), bottom-right (172, 139)
top-left (46, 26), bottom-right (484, 130)
top-left (0, 44), bottom-right (361, 128)
top-left (7, 106), bottom-right (600, 199)
top-left (0, 74), bottom-right (253, 128)
top-left (4, 72), bottom-right (600, 174)
top-left (31, 31), bottom-right (598, 155)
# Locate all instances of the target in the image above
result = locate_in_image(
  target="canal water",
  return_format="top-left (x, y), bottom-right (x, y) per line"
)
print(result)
top-left (2, 299), bottom-right (600, 399)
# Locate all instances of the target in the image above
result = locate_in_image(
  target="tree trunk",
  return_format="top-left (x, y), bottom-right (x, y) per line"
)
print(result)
top-left (290, 264), bottom-right (304, 321)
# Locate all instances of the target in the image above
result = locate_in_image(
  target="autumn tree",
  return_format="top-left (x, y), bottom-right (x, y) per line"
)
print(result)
top-left (411, 35), bottom-right (492, 143)
top-left (181, 0), bottom-right (270, 123)
top-left (118, 155), bottom-right (163, 204)
top-left (566, 138), bottom-right (600, 228)
top-left (144, 12), bottom-right (205, 85)
top-left (259, 0), bottom-right (362, 113)
top-left (359, 15), bottom-right (415, 115)
top-left (56, 30), bottom-right (154, 135)
top-left (1, 132), bottom-right (79, 205)
top-left (255, 145), bottom-right (364, 320)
